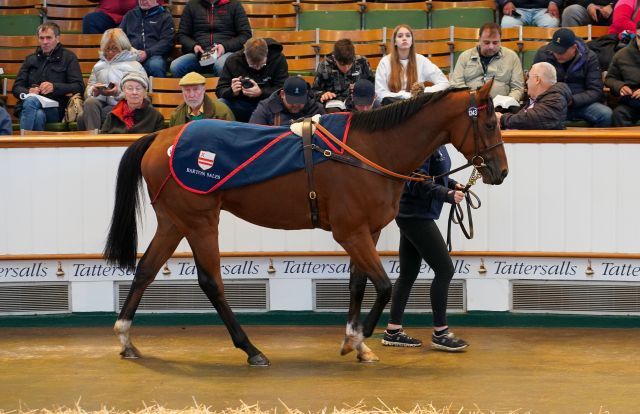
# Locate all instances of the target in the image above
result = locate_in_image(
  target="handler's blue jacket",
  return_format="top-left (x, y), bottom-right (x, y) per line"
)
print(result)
top-left (397, 146), bottom-right (459, 221)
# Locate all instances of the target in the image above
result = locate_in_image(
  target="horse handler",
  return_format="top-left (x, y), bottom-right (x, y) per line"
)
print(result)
top-left (381, 146), bottom-right (470, 351)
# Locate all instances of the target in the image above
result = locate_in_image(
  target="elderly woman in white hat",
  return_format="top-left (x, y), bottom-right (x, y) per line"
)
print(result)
top-left (101, 72), bottom-right (164, 133)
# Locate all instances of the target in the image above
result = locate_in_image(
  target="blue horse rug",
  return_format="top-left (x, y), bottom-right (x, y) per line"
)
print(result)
top-left (170, 113), bottom-right (352, 194)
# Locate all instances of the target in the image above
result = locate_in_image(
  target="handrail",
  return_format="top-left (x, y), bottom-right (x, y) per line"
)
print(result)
top-left (2, 130), bottom-right (640, 148)
top-left (1, 251), bottom-right (639, 261)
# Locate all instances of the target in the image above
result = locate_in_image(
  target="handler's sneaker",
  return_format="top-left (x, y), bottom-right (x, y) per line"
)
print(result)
top-left (381, 329), bottom-right (422, 347)
top-left (431, 331), bottom-right (469, 352)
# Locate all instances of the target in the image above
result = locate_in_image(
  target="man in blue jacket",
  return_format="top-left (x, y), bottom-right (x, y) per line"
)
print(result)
top-left (533, 28), bottom-right (612, 127)
top-left (120, 0), bottom-right (175, 78)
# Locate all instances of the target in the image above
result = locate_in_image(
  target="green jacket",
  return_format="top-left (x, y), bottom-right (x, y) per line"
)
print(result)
top-left (450, 46), bottom-right (524, 102)
top-left (169, 94), bottom-right (235, 127)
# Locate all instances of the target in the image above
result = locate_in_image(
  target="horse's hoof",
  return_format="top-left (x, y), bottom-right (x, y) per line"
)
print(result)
top-left (340, 338), bottom-right (355, 356)
top-left (357, 349), bottom-right (380, 363)
top-left (120, 345), bottom-right (141, 359)
top-left (247, 353), bottom-right (270, 367)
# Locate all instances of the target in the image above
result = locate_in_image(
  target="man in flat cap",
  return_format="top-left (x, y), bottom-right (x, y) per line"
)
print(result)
top-left (533, 28), bottom-right (612, 127)
top-left (170, 71), bottom-right (234, 127)
top-left (249, 76), bottom-right (324, 126)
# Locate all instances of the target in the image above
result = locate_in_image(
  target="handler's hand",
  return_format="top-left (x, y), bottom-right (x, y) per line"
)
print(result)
top-left (449, 190), bottom-right (465, 204)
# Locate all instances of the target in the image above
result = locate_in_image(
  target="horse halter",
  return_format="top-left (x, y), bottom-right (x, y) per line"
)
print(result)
top-left (431, 89), bottom-right (505, 181)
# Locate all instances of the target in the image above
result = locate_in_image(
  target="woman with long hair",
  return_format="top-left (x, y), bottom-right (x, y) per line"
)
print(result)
top-left (78, 28), bottom-right (148, 131)
top-left (374, 24), bottom-right (449, 105)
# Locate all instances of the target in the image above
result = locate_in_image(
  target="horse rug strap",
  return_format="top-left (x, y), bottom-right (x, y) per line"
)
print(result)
top-left (302, 117), bottom-right (320, 228)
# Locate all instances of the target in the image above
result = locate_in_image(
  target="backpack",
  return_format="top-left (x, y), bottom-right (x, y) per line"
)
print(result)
top-left (64, 93), bottom-right (84, 123)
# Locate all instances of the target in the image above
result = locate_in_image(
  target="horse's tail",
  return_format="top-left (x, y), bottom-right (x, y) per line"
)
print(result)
top-left (104, 132), bottom-right (159, 271)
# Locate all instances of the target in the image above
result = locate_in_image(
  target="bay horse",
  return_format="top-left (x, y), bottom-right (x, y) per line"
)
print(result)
top-left (104, 81), bottom-right (508, 366)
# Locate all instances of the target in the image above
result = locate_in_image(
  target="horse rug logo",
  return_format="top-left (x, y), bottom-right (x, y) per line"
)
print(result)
top-left (197, 150), bottom-right (216, 170)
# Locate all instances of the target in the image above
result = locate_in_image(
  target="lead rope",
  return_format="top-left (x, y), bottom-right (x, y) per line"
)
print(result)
top-left (446, 167), bottom-right (482, 252)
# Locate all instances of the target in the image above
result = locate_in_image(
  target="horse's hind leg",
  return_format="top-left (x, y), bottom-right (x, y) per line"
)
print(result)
top-left (114, 214), bottom-right (182, 359)
top-left (186, 224), bottom-right (269, 367)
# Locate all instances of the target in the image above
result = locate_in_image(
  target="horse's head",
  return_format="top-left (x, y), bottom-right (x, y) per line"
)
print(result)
top-left (450, 80), bottom-right (508, 185)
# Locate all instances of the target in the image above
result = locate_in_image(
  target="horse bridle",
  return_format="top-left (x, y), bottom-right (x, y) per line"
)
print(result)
top-left (303, 90), bottom-right (505, 240)
top-left (307, 90), bottom-right (504, 183)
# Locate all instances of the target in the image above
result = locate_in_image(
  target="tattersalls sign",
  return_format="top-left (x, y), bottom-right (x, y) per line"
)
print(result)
top-left (0, 256), bottom-right (639, 282)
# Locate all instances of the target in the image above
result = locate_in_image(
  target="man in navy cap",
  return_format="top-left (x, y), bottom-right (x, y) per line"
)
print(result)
top-left (533, 28), bottom-right (612, 127)
top-left (351, 79), bottom-right (378, 112)
top-left (249, 76), bottom-right (324, 126)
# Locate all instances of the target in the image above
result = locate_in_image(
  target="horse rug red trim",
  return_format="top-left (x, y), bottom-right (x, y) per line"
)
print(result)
top-left (170, 114), bottom-right (352, 194)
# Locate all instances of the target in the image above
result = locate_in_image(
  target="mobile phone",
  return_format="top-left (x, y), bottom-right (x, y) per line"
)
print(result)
top-left (511, 10), bottom-right (522, 18)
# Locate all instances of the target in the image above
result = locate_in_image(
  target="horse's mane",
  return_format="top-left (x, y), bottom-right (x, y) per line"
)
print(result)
top-left (350, 87), bottom-right (470, 133)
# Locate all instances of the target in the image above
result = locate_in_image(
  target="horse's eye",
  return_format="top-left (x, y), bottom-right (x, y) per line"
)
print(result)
top-left (486, 120), bottom-right (496, 131)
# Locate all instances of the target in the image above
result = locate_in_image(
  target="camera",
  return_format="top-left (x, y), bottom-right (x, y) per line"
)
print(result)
top-left (199, 48), bottom-right (218, 66)
top-left (240, 77), bottom-right (254, 89)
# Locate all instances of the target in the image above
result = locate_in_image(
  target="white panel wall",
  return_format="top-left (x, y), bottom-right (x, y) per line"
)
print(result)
top-left (1, 142), bottom-right (639, 256)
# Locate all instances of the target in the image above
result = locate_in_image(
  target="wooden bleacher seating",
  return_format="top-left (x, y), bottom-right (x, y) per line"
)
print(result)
top-left (0, 0), bottom-right (42, 15)
top-left (244, 3), bottom-right (297, 30)
top-left (43, 0), bottom-right (95, 33)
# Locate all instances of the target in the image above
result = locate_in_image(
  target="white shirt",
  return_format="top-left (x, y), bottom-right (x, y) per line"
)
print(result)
top-left (374, 53), bottom-right (450, 102)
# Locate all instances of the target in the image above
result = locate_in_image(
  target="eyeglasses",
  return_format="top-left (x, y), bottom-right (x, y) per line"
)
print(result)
top-left (124, 86), bottom-right (144, 92)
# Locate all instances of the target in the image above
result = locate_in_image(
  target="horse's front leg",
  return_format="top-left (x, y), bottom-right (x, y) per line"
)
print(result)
top-left (338, 231), bottom-right (390, 362)
top-left (115, 219), bottom-right (182, 359)
top-left (187, 228), bottom-right (269, 367)
top-left (340, 264), bottom-right (379, 363)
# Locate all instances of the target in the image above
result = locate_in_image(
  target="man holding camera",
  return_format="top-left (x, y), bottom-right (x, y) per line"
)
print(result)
top-left (216, 37), bottom-right (288, 122)
top-left (311, 39), bottom-right (375, 112)
top-left (249, 76), bottom-right (324, 126)
top-left (170, 0), bottom-right (252, 78)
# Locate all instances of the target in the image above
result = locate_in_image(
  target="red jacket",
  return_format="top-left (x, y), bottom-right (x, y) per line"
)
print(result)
top-left (609, 0), bottom-right (640, 37)
top-left (96, 0), bottom-right (137, 24)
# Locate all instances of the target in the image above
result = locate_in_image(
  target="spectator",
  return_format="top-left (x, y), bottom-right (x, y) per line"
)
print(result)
top-left (170, 0), bottom-right (252, 78)
top-left (13, 23), bottom-right (84, 132)
top-left (311, 39), bottom-right (375, 111)
top-left (605, 21), bottom-right (640, 126)
top-left (533, 28), bottom-right (612, 127)
top-left (83, 0), bottom-right (137, 34)
top-left (375, 25), bottom-right (449, 105)
top-left (101, 72), bottom-right (164, 133)
top-left (120, 0), bottom-right (175, 78)
top-left (78, 28), bottom-right (147, 132)
top-left (498, 0), bottom-right (560, 28)
top-left (352, 79), bottom-right (378, 112)
top-left (450, 23), bottom-right (524, 110)
top-left (170, 72), bottom-right (234, 126)
top-left (249, 76), bottom-right (324, 126)
top-left (497, 62), bottom-right (572, 129)
top-left (562, 0), bottom-right (616, 26)
top-left (216, 37), bottom-right (288, 122)
top-left (0, 106), bottom-right (11, 135)
top-left (608, 0), bottom-right (640, 38)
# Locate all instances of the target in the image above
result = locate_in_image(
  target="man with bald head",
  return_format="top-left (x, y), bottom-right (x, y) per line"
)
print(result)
top-left (497, 62), bottom-right (572, 130)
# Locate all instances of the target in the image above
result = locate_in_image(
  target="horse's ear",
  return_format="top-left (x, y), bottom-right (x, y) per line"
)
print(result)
top-left (477, 78), bottom-right (494, 101)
